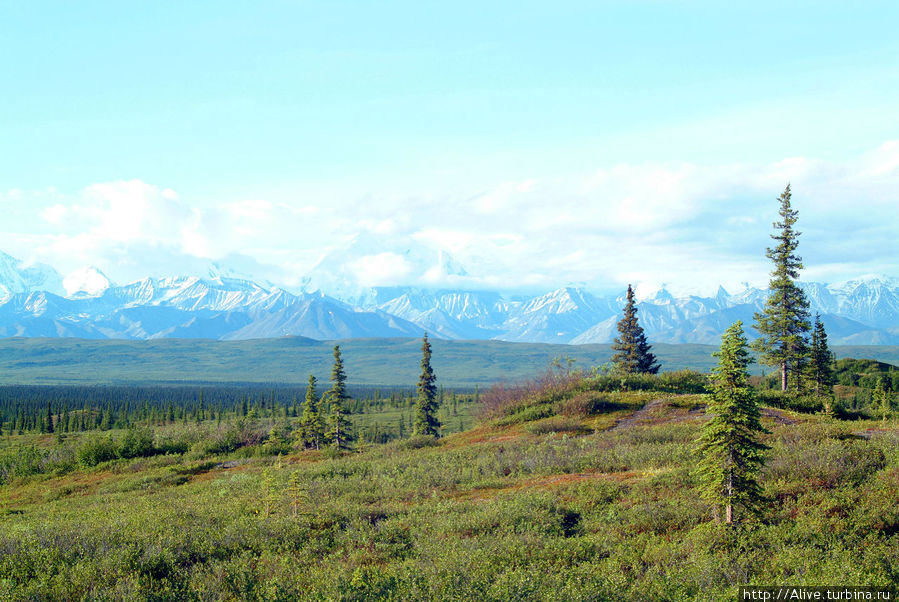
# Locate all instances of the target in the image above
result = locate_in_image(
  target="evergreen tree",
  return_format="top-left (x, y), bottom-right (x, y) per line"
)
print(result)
top-left (46, 401), bottom-right (54, 434)
top-left (753, 185), bottom-right (811, 391)
top-left (809, 314), bottom-right (835, 398)
top-left (413, 333), bottom-right (440, 437)
top-left (324, 345), bottom-right (352, 449)
top-left (286, 471), bottom-right (306, 519)
top-left (329, 345), bottom-right (348, 404)
top-left (611, 284), bottom-right (659, 374)
top-left (299, 375), bottom-right (324, 450)
top-left (325, 392), bottom-right (353, 450)
top-left (696, 321), bottom-right (769, 524)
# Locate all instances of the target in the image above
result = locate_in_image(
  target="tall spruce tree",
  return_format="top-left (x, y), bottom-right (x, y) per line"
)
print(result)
top-left (695, 321), bottom-right (769, 524)
top-left (753, 185), bottom-right (811, 391)
top-left (413, 333), bottom-right (440, 437)
top-left (326, 345), bottom-right (352, 449)
top-left (611, 284), bottom-right (659, 374)
top-left (326, 392), bottom-right (353, 450)
top-left (299, 374), bottom-right (323, 449)
top-left (329, 345), bottom-right (347, 404)
top-left (809, 314), bottom-right (834, 398)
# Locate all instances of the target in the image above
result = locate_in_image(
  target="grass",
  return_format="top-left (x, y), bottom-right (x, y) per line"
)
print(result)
top-left (1, 376), bottom-right (898, 599)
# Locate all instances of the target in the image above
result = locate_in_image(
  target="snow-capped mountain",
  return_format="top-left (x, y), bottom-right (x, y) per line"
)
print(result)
top-left (0, 252), bottom-right (65, 300)
top-left (0, 250), bottom-right (897, 344)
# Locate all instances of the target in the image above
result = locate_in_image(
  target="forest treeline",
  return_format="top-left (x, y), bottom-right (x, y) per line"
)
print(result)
top-left (0, 382), bottom-right (476, 436)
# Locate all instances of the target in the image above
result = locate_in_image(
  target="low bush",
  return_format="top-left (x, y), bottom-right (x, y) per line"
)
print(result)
top-left (399, 435), bottom-right (440, 450)
top-left (524, 416), bottom-right (588, 435)
top-left (77, 436), bottom-right (119, 467)
top-left (118, 427), bottom-right (156, 459)
top-left (196, 427), bottom-right (241, 456)
top-left (557, 392), bottom-right (627, 417)
top-left (587, 370), bottom-right (709, 395)
top-left (757, 391), bottom-right (823, 414)
top-left (479, 369), bottom-right (583, 420)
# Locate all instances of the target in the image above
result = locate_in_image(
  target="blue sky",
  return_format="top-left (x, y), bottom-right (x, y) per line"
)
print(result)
top-left (1, 2), bottom-right (898, 295)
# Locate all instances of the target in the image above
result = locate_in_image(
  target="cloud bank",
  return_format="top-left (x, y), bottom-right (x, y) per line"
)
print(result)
top-left (3, 141), bottom-right (898, 295)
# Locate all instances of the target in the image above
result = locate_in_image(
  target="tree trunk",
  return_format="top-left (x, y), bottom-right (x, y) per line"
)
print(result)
top-left (781, 361), bottom-right (788, 392)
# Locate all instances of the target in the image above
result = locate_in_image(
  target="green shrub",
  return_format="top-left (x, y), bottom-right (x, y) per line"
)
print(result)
top-left (198, 427), bottom-right (241, 456)
top-left (757, 390), bottom-right (822, 413)
top-left (658, 370), bottom-right (710, 394)
top-left (154, 429), bottom-right (198, 455)
top-left (77, 436), bottom-right (119, 467)
top-left (118, 427), bottom-right (156, 459)
top-left (524, 416), bottom-right (588, 435)
top-left (399, 435), bottom-right (440, 450)
top-left (586, 370), bottom-right (709, 395)
top-left (557, 392), bottom-right (625, 416)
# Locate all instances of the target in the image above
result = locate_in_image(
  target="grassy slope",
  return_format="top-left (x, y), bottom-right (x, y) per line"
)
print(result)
top-left (1, 385), bottom-right (897, 599)
top-left (0, 337), bottom-right (897, 386)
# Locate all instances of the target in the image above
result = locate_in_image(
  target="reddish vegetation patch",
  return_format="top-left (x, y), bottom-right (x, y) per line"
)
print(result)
top-left (443, 424), bottom-right (526, 448)
top-left (851, 427), bottom-right (895, 440)
top-left (189, 462), bottom-right (254, 484)
top-left (613, 399), bottom-right (705, 430)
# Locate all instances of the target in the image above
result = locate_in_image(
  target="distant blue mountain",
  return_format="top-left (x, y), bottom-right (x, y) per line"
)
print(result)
top-left (0, 251), bottom-right (897, 344)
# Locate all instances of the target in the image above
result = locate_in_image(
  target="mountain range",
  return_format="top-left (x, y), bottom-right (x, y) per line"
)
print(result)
top-left (1, 250), bottom-right (898, 345)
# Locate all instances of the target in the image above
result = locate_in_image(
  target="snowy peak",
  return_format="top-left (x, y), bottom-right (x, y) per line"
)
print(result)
top-left (0, 251), bottom-right (64, 300)
top-left (64, 267), bottom-right (113, 298)
top-left (829, 274), bottom-right (899, 295)
top-left (519, 287), bottom-right (603, 315)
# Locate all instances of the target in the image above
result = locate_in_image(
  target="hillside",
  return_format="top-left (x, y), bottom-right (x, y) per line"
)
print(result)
top-left (1, 374), bottom-right (896, 599)
top-left (2, 337), bottom-right (899, 386)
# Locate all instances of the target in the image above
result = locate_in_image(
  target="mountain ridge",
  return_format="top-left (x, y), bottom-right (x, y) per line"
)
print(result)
top-left (0, 251), bottom-right (897, 345)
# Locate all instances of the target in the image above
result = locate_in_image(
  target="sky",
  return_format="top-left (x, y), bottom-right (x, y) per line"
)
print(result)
top-left (1, 1), bottom-right (898, 297)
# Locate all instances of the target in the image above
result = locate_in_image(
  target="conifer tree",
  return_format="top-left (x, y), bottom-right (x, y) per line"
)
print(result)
top-left (286, 471), bottom-right (306, 519)
top-left (809, 314), bottom-right (835, 398)
top-left (299, 375), bottom-right (323, 450)
top-left (329, 345), bottom-right (348, 404)
top-left (611, 284), bottom-right (659, 374)
top-left (753, 185), bottom-right (811, 391)
top-left (696, 321), bottom-right (769, 524)
top-left (413, 333), bottom-right (440, 437)
top-left (324, 345), bottom-right (352, 449)
top-left (325, 392), bottom-right (353, 450)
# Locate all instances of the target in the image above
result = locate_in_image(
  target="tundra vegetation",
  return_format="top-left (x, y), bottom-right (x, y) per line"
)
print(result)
top-left (0, 349), bottom-right (896, 599)
top-left (0, 190), bottom-right (897, 599)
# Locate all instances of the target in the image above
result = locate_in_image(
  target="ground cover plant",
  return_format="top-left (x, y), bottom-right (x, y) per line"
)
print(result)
top-left (1, 359), bottom-right (897, 600)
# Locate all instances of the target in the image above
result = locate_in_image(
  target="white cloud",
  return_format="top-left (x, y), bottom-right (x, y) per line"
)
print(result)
top-left (3, 141), bottom-right (898, 294)
top-left (347, 253), bottom-right (414, 287)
